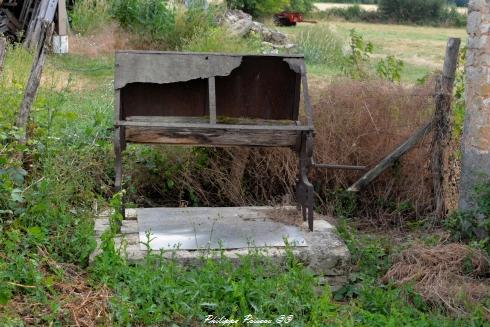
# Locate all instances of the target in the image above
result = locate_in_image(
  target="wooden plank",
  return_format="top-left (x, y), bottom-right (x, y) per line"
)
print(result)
top-left (125, 127), bottom-right (301, 147)
top-left (348, 122), bottom-right (432, 192)
top-left (126, 115), bottom-right (298, 126)
top-left (0, 37), bottom-right (6, 75)
top-left (208, 76), bottom-right (216, 124)
top-left (24, 0), bottom-right (58, 49)
top-left (301, 73), bottom-right (313, 127)
top-left (117, 120), bottom-right (313, 131)
top-left (24, 0), bottom-right (48, 48)
top-left (57, 0), bottom-right (68, 35)
top-left (432, 37), bottom-right (461, 218)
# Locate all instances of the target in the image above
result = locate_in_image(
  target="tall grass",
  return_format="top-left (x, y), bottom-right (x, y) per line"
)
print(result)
top-left (182, 27), bottom-right (262, 53)
top-left (294, 25), bottom-right (344, 65)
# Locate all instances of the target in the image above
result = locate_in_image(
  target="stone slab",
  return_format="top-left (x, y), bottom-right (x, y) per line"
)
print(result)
top-left (91, 206), bottom-right (350, 290)
top-left (136, 207), bottom-right (307, 250)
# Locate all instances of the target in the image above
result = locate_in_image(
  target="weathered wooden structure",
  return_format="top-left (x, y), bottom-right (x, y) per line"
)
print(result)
top-left (114, 51), bottom-right (316, 230)
top-left (0, 0), bottom-right (67, 49)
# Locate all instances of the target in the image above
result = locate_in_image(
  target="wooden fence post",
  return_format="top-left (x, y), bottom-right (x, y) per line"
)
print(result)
top-left (15, 22), bottom-right (53, 149)
top-left (0, 37), bottom-right (6, 75)
top-left (431, 37), bottom-right (461, 219)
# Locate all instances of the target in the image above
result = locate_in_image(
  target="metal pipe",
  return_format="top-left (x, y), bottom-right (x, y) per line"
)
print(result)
top-left (313, 163), bottom-right (367, 171)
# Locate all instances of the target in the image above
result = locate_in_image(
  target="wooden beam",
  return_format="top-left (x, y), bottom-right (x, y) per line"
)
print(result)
top-left (208, 76), bottom-right (216, 124)
top-left (117, 120), bottom-right (313, 131)
top-left (348, 122), bottom-right (432, 192)
top-left (57, 0), bottom-right (68, 35)
top-left (125, 127), bottom-right (301, 147)
top-left (125, 115), bottom-right (298, 126)
top-left (432, 37), bottom-right (461, 218)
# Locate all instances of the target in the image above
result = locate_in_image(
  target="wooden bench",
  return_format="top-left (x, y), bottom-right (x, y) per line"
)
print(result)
top-left (114, 51), bottom-right (316, 230)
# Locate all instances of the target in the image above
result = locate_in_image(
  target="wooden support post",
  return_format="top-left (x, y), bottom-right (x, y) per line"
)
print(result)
top-left (431, 37), bottom-right (461, 219)
top-left (15, 22), bottom-right (53, 148)
top-left (114, 89), bottom-right (125, 228)
top-left (348, 122), bottom-right (432, 192)
top-left (0, 37), bottom-right (6, 75)
top-left (301, 72), bottom-right (313, 127)
top-left (208, 76), bottom-right (216, 124)
top-left (57, 0), bottom-right (68, 36)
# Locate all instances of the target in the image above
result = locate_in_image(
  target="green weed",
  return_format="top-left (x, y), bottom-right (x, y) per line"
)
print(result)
top-left (341, 29), bottom-right (373, 79)
top-left (375, 55), bottom-right (404, 83)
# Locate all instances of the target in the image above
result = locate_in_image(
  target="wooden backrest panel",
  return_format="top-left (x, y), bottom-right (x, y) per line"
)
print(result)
top-left (121, 79), bottom-right (208, 118)
top-left (216, 56), bottom-right (300, 120)
top-left (115, 51), bottom-right (304, 122)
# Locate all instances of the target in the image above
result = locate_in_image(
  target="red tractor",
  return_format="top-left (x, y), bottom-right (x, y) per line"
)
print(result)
top-left (273, 11), bottom-right (316, 26)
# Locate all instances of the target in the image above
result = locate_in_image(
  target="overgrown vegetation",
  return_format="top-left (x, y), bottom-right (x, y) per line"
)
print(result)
top-left (1, 1), bottom-right (489, 325)
top-left (445, 179), bottom-right (490, 254)
top-left (70, 0), bottom-right (111, 34)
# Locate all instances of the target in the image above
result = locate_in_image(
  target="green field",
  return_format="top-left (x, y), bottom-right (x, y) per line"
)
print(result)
top-left (280, 20), bottom-right (466, 82)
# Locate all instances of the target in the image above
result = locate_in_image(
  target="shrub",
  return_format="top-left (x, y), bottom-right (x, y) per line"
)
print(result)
top-left (110, 0), bottom-right (216, 50)
top-left (110, 0), bottom-right (175, 43)
top-left (226, 0), bottom-right (288, 17)
top-left (286, 0), bottom-right (314, 13)
top-left (70, 0), bottom-right (111, 35)
top-left (440, 7), bottom-right (467, 27)
top-left (378, 0), bottom-right (446, 24)
top-left (322, 4), bottom-right (381, 22)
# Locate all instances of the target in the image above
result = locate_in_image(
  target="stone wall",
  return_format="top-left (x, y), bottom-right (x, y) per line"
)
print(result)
top-left (460, 0), bottom-right (490, 212)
